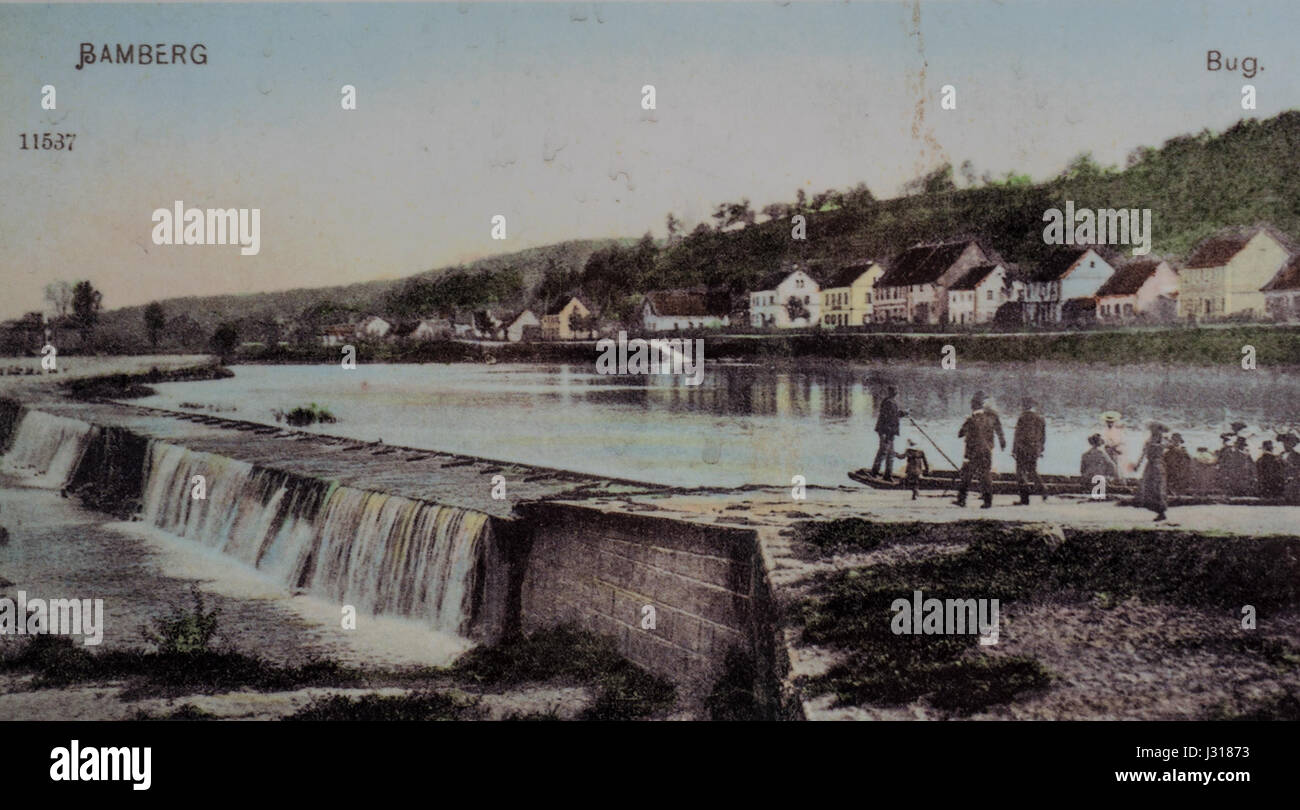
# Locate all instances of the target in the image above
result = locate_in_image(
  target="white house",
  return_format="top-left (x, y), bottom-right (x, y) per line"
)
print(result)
top-left (504, 309), bottom-right (540, 342)
top-left (642, 289), bottom-right (731, 331)
top-left (408, 318), bottom-right (453, 340)
top-left (355, 315), bottom-right (393, 339)
top-left (1094, 259), bottom-right (1180, 323)
top-left (1024, 248), bottom-right (1116, 324)
top-left (945, 263), bottom-right (1009, 325)
top-left (749, 268), bottom-right (821, 328)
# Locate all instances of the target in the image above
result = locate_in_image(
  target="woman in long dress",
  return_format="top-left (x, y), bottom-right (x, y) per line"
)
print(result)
top-left (1133, 422), bottom-right (1169, 521)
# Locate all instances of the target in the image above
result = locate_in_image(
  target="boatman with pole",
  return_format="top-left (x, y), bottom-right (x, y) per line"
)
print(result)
top-left (870, 385), bottom-right (907, 481)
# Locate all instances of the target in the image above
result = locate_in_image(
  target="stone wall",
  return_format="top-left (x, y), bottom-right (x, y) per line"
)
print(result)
top-left (516, 502), bottom-right (787, 707)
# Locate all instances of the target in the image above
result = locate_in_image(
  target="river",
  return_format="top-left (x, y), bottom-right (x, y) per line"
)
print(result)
top-left (132, 362), bottom-right (1300, 488)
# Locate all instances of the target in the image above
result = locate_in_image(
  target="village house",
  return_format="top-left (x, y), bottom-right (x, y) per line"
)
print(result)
top-left (641, 289), bottom-right (731, 331)
top-left (1023, 247), bottom-right (1116, 324)
top-left (873, 240), bottom-right (990, 325)
top-left (451, 312), bottom-right (478, 338)
top-left (945, 263), bottom-right (1010, 325)
top-left (541, 296), bottom-right (597, 340)
top-left (819, 261), bottom-right (886, 328)
top-left (1178, 226), bottom-right (1291, 321)
top-left (1094, 258), bottom-right (1180, 323)
top-left (504, 309), bottom-right (540, 342)
top-left (355, 315), bottom-right (393, 340)
top-left (1262, 254), bottom-right (1300, 321)
top-left (748, 266), bottom-right (822, 328)
top-left (404, 318), bottom-right (453, 340)
top-left (318, 324), bottom-right (354, 347)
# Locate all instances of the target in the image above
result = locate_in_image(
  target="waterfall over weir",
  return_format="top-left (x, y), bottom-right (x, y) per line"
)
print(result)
top-left (0, 409), bottom-right (98, 488)
top-left (140, 441), bottom-right (495, 638)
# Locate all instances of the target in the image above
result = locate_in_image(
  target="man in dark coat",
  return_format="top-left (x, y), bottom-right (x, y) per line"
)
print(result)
top-left (1257, 440), bottom-right (1285, 499)
top-left (955, 391), bottom-right (1006, 509)
top-left (1013, 397), bottom-right (1047, 505)
top-left (870, 385), bottom-right (906, 481)
top-left (1164, 433), bottom-right (1193, 495)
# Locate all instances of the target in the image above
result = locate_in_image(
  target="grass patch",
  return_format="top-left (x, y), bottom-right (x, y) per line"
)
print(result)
top-left (0, 634), bottom-right (354, 699)
top-left (795, 521), bottom-right (1300, 714)
top-left (285, 692), bottom-right (483, 721)
top-left (451, 625), bottom-right (676, 720)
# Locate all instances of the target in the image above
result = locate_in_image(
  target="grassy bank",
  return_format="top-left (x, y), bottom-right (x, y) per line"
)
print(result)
top-left (792, 520), bottom-right (1300, 717)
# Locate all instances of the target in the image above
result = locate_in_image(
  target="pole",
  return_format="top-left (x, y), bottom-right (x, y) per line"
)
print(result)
top-left (908, 416), bottom-right (960, 471)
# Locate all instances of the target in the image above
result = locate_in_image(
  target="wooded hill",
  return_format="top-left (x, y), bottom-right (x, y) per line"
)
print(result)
top-left (90, 110), bottom-right (1300, 352)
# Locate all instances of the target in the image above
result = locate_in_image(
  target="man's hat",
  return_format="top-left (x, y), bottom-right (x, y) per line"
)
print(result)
top-left (1231, 421), bottom-right (1248, 434)
top-left (971, 390), bottom-right (987, 407)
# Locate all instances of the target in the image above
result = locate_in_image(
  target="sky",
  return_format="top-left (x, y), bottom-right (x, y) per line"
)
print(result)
top-left (2, 0), bottom-right (1298, 321)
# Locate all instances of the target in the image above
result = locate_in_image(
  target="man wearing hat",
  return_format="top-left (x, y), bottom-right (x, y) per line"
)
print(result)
top-left (1012, 397), bottom-right (1047, 505)
top-left (955, 390), bottom-right (1005, 508)
top-left (1277, 433), bottom-right (1300, 503)
top-left (1257, 440), bottom-right (1285, 499)
top-left (870, 385), bottom-right (907, 481)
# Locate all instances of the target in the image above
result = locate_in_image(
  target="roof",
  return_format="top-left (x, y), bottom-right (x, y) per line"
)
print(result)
top-left (1263, 254), bottom-right (1300, 292)
top-left (320, 324), bottom-right (353, 335)
top-left (507, 309), bottom-right (538, 324)
top-left (643, 290), bottom-right (727, 318)
top-left (544, 296), bottom-right (590, 316)
top-left (754, 265), bottom-right (823, 292)
top-left (1095, 259), bottom-right (1165, 297)
top-left (823, 261), bottom-right (882, 289)
top-left (1032, 247), bottom-right (1114, 282)
top-left (1185, 226), bottom-right (1294, 269)
top-left (1061, 297), bottom-right (1097, 312)
top-left (877, 241), bottom-right (980, 288)
top-left (947, 263), bottom-right (1001, 291)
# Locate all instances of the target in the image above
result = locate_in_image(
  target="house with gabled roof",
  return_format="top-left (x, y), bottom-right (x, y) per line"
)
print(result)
top-left (641, 289), bottom-right (731, 331)
top-left (1179, 226), bottom-right (1291, 321)
top-left (541, 296), bottom-right (596, 340)
top-left (748, 265), bottom-right (822, 329)
top-left (1095, 258), bottom-right (1179, 323)
top-left (1262, 254), bottom-right (1300, 321)
top-left (1024, 247), bottom-right (1116, 324)
top-left (819, 261), bottom-right (886, 328)
top-left (504, 309), bottom-right (540, 342)
top-left (873, 240), bottom-right (990, 324)
top-left (946, 262), bottom-right (1010, 325)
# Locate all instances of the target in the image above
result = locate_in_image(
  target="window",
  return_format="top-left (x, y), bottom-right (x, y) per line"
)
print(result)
top-left (987, 290), bottom-right (994, 300)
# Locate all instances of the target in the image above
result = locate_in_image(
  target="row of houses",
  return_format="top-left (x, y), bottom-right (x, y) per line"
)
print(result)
top-left (317, 295), bottom-right (613, 346)
top-left (649, 224), bottom-right (1300, 331)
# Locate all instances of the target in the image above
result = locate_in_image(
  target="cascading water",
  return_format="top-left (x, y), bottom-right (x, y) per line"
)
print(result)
top-left (0, 409), bottom-right (98, 488)
top-left (139, 441), bottom-right (494, 638)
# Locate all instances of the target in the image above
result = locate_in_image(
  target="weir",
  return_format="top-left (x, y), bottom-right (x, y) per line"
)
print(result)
top-left (0, 396), bottom-right (793, 713)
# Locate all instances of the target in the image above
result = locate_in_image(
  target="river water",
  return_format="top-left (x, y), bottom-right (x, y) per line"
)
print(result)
top-left (133, 362), bottom-right (1300, 488)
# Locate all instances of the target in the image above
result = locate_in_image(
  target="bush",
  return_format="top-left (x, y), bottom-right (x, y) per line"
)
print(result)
top-left (141, 586), bottom-right (220, 655)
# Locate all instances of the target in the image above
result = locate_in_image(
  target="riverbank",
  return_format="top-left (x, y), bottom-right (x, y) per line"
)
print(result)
top-left (3, 358), bottom-right (1298, 721)
top-left (220, 324), bottom-right (1300, 368)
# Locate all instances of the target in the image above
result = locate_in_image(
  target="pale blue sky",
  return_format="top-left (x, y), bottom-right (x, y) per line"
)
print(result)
top-left (1, 1), bottom-right (1297, 320)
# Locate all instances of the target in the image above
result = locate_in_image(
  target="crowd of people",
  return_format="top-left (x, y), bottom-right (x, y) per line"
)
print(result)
top-left (869, 387), bottom-right (1300, 519)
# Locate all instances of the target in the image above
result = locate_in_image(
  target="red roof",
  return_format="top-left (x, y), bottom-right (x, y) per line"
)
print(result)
top-left (1095, 259), bottom-right (1164, 297)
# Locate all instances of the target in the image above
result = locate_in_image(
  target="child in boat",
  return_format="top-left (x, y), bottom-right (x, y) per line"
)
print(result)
top-left (895, 439), bottom-right (930, 500)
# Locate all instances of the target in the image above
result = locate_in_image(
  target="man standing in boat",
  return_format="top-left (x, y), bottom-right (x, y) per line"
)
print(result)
top-left (1013, 397), bottom-right (1047, 505)
top-left (870, 385), bottom-right (907, 481)
top-left (955, 391), bottom-right (1005, 509)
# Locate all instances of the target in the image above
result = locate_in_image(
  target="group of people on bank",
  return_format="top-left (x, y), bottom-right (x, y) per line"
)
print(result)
top-left (869, 387), bottom-right (1048, 509)
top-left (870, 387), bottom-right (1300, 520)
